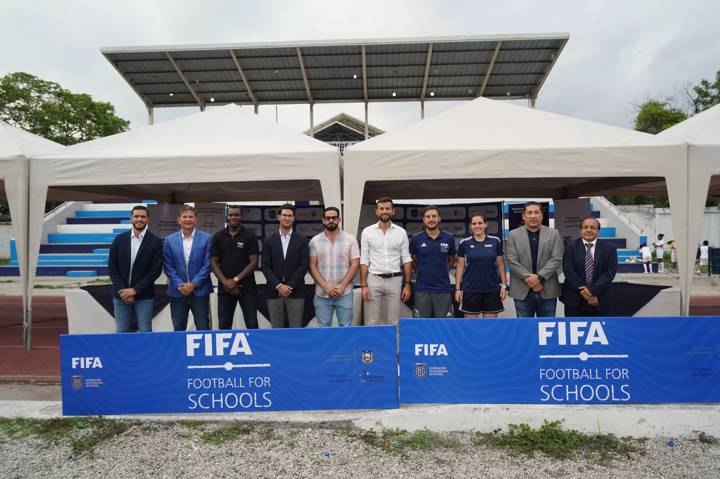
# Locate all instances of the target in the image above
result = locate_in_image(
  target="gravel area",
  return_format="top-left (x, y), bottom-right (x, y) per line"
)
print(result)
top-left (1, 421), bottom-right (720, 478)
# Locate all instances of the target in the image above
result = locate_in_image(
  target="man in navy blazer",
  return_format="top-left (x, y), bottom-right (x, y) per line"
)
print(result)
top-left (261, 204), bottom-right (309, 328)
top-left (108, 205), bottom-right (163, 332)
top-left (163, 205), bottom-right (213, 331)
top-left (561, 216), bottom-right (618, 317)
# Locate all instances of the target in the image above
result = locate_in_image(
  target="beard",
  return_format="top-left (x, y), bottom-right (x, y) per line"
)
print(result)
top-left (325, 223), bottom-right (338, 231)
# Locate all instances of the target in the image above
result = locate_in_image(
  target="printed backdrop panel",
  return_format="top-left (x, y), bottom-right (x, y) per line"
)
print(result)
top-left (62, 326), bottom-right (398, 415)
top-left (399, 317), bottom-right (720, 404)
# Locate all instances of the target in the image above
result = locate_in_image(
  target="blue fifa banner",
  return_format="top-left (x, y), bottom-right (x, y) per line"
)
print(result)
top-left (400, 317), bottom-right (720, 404)
top-left (61, 326), bottom-right (398, 415)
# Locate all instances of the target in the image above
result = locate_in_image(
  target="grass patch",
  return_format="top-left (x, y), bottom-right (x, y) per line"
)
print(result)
top-left (475, 421), bottom-right (641, 462)
top-left (33, 284), bottom-right (68, 289)
top-left (697, 432), bottom-right (719, 445)
top-left (70, 417), bottom-right (133, 456)
top-left (0, 258), bottom-right (9, 266)
top-left (353, 427), bottom-right (460, 454)
top-left (200, 422), bottom-right (255, 445)
top-left (0, 416), bottom-right (134, 457)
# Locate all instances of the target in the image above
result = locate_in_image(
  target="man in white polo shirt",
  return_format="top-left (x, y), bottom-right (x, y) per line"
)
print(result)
top-left (359, 197), bottom-right (412, 325)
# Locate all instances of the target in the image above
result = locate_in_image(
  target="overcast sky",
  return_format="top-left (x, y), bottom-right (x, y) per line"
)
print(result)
top-left (1, 0), bottom-right (718, 133)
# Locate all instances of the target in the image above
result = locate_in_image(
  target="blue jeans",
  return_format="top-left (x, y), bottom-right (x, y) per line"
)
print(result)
top-left (313, 293), bottom-right (353, 327)
top-left (514, 292), bottom-right (557, 318)
top-left (113, 297), bottom-right (154, 333)
top-left (170, 295), bottom-right (211, 331)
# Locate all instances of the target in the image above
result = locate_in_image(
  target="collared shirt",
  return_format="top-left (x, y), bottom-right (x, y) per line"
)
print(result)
top-left (129, 227), bottom-right (147, 281)
top-left (280, 229), bottom-right (293, 259)
top-left (409, 229), bottom-right (456, 293)
top-left (182, 229), bottom-right (195, 273)
top-left (360, 221), bottom-right (412, 275)
top-left (584, 238), bottom-right (597, 260)
top-left (211, 226), bottom-right (259, 294)
top-left (457, 235), bottom-right (504, 293)
top-left (526, 228), bottom-right (540, 274)
top-left (309, 230), bottom-right (360, 297)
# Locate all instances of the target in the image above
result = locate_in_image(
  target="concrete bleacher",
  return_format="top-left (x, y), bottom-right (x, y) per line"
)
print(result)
top-left (1, 201), bottom-right (154, 277)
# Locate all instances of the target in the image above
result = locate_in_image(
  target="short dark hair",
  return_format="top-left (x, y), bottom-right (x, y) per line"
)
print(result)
top-left (375, 197), bottom-right (394, 207)
top-left (131, 205), bottom-right (149, 216)
top-left (524, 201), bottom-right (542, 213)
top-left (177, 205), bottom-right (197, 217)
top-left (227, 205), bottom-right (243, 215)
top-left (278, 203), bottom-right (295, 215)
top-left (469, 211), bottom-right (486, 223)
top-left (580, 216), bottom-right (601, 229)
top-left (323, 206), bottom-right (340, 216)
top-left (703, 240), bottom-right (709, 246)
top-left (423, 205), bottom-right (439, 215)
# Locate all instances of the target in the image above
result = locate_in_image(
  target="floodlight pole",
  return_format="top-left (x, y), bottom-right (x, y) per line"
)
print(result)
top-left (529, 97), bottom-right (537, 109)
top-left (147, 105), bottom-right (154, 125)
top-left (421, 100), bottom-right (425, 119)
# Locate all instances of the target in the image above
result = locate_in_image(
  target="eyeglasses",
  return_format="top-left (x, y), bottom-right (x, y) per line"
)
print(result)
top-left (323, 216), bottom-right (339, 222)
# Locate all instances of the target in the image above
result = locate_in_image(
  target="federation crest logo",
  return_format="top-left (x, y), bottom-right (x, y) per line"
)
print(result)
top-left (361, 350), bottom-right (374, 364)
top-left (415, 362), bottom-right (427, 378)
top-left (71, 375), bottom-right (84, 390)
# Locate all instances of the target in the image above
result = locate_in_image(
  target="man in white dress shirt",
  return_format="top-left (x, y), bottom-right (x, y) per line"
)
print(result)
top-left (359, 197), bottom-right (412, 325)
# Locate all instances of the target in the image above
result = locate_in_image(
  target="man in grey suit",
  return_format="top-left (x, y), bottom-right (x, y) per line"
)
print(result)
top-left (505, 202), bottom-right (564, 317)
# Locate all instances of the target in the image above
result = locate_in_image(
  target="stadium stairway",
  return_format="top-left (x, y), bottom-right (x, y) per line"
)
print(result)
top-left (1, 201), bottom-right (155, 277)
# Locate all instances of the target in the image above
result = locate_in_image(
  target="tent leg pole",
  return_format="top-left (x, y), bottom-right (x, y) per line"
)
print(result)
top-left (364, 102), bottom-right (369, 140)
top-left (309, 103), bottom-right (314, 137)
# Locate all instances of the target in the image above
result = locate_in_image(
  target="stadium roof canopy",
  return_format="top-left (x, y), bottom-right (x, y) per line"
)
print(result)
top-left (102, 33), bottom-right (568, 113)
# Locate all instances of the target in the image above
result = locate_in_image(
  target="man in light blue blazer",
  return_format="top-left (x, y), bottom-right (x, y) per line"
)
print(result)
top-left (163, 205), bottom-right (213, 331)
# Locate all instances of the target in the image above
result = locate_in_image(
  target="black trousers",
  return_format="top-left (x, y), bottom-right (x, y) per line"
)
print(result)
top-left (217, 293), bottom-right (259, 330)
top-left (564, 300), bottom-right (604, 317)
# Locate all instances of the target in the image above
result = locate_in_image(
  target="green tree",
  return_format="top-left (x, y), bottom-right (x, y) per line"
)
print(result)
top-left (691, 69), bottom-right (720, 113)
top-left (633, 99), bottom-right (687, 134)
top-left (0, 72), bottom-right (129, 145)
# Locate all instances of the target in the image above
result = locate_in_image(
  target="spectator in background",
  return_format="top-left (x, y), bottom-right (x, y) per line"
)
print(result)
top-left (640, 243), bottom-right (652, 273)
top-left (697, 240), bottom-right (710, 274)
top-left (653, 234), bottom-right (665, 273)
top-left (163, 205), bottom-right (213, 331)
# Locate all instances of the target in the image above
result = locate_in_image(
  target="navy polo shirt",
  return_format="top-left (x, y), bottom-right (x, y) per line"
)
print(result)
top-left (457, 235), bottom-right (504, 293)
top-left (410, 230), bottom-right (456, 293)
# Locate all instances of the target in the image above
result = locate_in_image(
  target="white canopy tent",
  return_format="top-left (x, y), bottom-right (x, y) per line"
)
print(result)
top-left (661, 103), bottom-right (720, 298)
top-left (0, 122), bottom-right (62, 349)
top-left (343, 97), bottom-right (691, 314)
top-left (28, 104), bottom-right (341, 346)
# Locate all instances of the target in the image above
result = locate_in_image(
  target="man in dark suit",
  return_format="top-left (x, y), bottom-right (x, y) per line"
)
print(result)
top-left (108, 205), bottom-right (163, 332)
top-left (163, 205), bottom-right (213, 331)
top-left (561, 216), bottom-right (618, 317)
top-left (261, 204), bottom-right (309, 328)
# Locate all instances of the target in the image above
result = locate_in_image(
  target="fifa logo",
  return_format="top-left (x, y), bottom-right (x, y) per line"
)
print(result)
top-left (538, 321), bottom-right (609, 346)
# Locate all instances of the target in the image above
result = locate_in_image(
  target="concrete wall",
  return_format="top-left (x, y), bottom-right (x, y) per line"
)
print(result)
top-left (656, 206), bottom-right (720, 247)
top-left (0, 223), bottom-right (13, 258)
top-left (615, 205), bottom-right (656, 239)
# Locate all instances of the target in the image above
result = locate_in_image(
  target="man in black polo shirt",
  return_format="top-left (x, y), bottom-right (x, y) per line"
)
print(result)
top-left (211, 206), bottom-right (259, 329)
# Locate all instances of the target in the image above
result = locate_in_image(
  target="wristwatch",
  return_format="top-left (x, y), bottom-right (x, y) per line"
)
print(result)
top-left (500, 284), bottom-right (508, 289)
